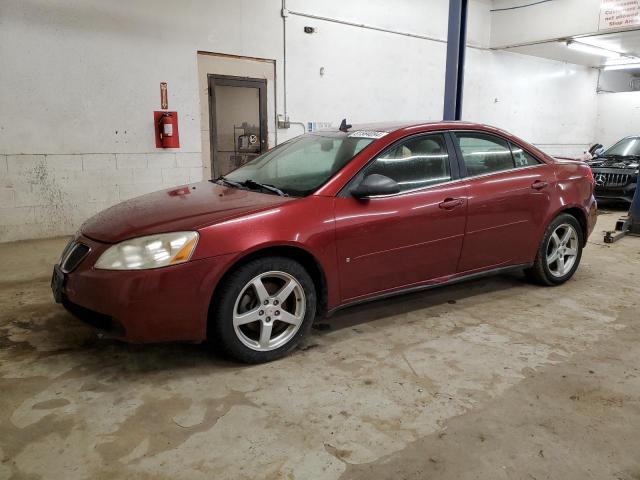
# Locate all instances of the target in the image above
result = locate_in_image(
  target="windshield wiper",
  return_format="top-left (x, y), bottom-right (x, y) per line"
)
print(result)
top-left (242, 179), bottom-right (288, 197)
top-left (212, 175), bottom-right (243, 189)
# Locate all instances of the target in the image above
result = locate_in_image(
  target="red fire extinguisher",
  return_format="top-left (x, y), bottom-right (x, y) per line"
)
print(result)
top-left (158, 112), bottom-right (176, 146)
top-left (154, 110), bottom-right (180, 148)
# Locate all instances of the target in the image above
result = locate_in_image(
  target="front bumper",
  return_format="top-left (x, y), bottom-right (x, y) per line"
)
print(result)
top-left (53, 235), bottom-right (235, 343)
top-left (594, 188), bottom-right (636, 203)
top-left (593, 170), bottom-right (637, 203)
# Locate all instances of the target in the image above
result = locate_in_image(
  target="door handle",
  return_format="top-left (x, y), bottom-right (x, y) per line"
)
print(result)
top-left (531, 180), bottom-right (548, 190)
top-left (438, 198), bottom-right (463, 210)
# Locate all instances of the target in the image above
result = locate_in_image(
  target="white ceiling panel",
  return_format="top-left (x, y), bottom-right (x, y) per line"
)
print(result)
top-left (499, 28), bottom-right (640, 68)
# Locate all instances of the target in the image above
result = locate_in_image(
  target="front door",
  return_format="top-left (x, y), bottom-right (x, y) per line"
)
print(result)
top-left (334, 132), bottom-right (468, 302)
top-left (208, 75), bottom-right (268, 178)
top-left (452, 131), bottom-right (555, 272)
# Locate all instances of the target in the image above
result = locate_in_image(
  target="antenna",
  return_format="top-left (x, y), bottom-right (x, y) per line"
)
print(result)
top-left (339, 118), bottom-right (352, 132)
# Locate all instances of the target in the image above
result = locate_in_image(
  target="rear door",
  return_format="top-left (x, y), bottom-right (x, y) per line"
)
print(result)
top-left (333, 132), bottom-right (468, 301)
top-left (452, 131), bottom-right (555, 272)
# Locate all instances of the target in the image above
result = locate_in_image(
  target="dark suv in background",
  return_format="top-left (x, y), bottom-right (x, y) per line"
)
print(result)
top-left (586, 136), bottom-right (640, 203)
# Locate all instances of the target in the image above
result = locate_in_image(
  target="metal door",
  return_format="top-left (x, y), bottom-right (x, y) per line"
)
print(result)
top-left (208, 75), bottom-right (268, 178)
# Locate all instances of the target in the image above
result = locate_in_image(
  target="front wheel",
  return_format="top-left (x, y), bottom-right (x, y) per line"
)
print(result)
top-left (210, 256), bottom-right (316, 363)
top-left (525, 213), bottom-right (584, 286)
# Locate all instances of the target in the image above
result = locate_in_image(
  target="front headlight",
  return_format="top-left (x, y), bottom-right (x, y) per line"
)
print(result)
top-left (95, 232), bottom-right (199, 270)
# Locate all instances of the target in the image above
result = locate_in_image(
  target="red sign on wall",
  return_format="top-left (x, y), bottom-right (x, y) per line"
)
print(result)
top-left (599, 0), bottom-right (640, 30)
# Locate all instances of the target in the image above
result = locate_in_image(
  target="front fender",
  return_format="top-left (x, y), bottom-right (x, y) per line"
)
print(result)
top-left (195, 196), bottom-right (341, 310)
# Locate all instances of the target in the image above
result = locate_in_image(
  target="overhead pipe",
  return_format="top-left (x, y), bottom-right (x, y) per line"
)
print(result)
top-left (280, 0), bottom-right (306, 135)
top-left (283, 7), bottom-right (486, 51)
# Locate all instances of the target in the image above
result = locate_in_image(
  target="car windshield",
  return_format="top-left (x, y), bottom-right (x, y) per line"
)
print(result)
top-left (603, 137), bottom-right (640, 157)
top-left (223, 132), bottom-right (374, 196)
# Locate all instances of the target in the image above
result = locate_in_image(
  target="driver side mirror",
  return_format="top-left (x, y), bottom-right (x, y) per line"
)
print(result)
top-left (351, 174), bottom-right (400, 199)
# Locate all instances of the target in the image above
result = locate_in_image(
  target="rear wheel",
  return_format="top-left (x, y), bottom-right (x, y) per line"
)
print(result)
top-left (210, 256), bottom-right (316, 363)
top-left (525, 213), bottom-right (583, 286)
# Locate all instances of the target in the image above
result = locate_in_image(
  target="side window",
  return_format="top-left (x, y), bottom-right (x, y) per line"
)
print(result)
top-left (364, 134), bottom-right (452, 193)
top-left (455, 132), bottom-right (515, 176)
top-left (510, 143), bottom-right (541, 167)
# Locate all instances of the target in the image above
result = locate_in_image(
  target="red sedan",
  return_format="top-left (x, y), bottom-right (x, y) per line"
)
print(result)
top-left (52, 121), bottom-right (597, 363)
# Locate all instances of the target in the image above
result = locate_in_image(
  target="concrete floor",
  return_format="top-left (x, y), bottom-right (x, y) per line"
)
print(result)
top-left (1, 212), bottom-right (639, 480)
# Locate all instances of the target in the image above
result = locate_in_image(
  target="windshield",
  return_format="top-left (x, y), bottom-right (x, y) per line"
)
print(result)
top-left (603, 137), bottom-right (640, 157)
top-left (223, 132), bottom-right (374, 196)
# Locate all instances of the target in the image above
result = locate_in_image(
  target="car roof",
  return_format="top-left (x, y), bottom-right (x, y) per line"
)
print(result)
top-left (320, 121), bottom-right (508, 134)
top-left (316, 120), bottom-right (553, 165)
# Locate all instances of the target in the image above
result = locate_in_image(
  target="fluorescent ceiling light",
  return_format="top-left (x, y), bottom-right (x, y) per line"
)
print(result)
top-left (577, 36), bottom-right (625, 52)
top-left (566, 40), bottom-right (621, 58)
top-left (604, 63), bottom-right (640, 71)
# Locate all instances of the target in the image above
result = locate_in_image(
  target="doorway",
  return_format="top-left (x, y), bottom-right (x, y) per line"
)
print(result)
top-left (208, 75), bottom-right (268, 178)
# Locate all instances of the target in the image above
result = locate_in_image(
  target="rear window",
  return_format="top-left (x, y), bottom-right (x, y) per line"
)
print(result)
top-left (454, 132), bottom-right (541, 176)
top-left (455, 132), bottom-right (514, 176)
top-left (510, 144), bottom-right (541, 167)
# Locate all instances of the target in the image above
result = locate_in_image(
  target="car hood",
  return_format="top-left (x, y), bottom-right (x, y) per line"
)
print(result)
top-left (81, 181), bottom-right (294, 243)
top-left (587, 156), bottom-right (640, 169)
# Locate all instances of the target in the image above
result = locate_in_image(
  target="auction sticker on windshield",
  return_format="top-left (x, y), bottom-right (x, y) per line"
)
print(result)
top-left (348, 130), bottom-right (389, 139)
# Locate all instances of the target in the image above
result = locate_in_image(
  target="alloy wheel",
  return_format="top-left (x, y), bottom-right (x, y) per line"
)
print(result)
top-left (546, 223), bottom-right (579, 278)
top-left (232, 271), bottom-right (306, 351)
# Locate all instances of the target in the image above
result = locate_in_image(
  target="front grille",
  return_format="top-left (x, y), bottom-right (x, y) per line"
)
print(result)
top-left (600, 173), bottom-right (631, 187)
top-left (61, 242), bottom-right (90, 273)
top-left (592, 169), bottom-right (637, 188)
top-left (59, 238), bottom-right (75, 263)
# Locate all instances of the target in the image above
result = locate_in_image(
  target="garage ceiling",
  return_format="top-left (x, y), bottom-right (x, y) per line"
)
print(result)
top-left (500, 28), bottom-right (640, 69)
top-left (578, 29), bottom-right (640, 57)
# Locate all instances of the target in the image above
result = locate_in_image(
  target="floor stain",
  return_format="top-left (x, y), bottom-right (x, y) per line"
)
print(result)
top-left (1, 213), bottom-right (639, 479)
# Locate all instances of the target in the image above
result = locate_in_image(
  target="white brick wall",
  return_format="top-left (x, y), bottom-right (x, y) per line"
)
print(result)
top-left (115, 153), bottom-right (148, 169)
top-left (177, 152), bottom-right (203, 168)
top-left (151, 153), bottom-right (177, 168)
top-left (82, 154), bottom-right (116, 171)
top-left (0, 152), bottom-right (205, 242)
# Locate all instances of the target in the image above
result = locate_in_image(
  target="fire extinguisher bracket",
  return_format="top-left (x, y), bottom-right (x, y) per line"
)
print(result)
top-left (154, 111), bottom-right (180, 148)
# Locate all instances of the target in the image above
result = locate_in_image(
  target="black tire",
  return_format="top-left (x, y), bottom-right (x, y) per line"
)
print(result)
top-left (525, 213), bottom-right (584, 286)
top-left (209, 256), bottom-right (316, 363)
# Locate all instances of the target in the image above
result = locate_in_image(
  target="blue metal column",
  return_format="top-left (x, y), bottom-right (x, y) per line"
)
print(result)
top-left (443, 0), bottom-right (469, 121)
